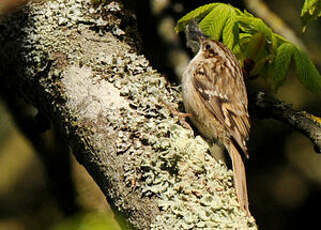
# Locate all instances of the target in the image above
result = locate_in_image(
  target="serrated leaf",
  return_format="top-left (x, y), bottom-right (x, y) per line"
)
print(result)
top-left (237, 15), bottom-right (273, 42)
top-left (243, 9), bottom-right (255, 18)
top-left (240, 32), bottom-right (271, 77)
top-left (222, 12), bottom-right (239, 50)
top-left (294, 47), bottom-right (321, 92)
top-left (239, 33), bottom-right (252, 40)
top-left (270, 33), bottom-right (278, 53)
top-left (175, 3), bottom-right (219, 32)
top-left (241, 32), bottom-right (266, 61)
top-left (301, 0), bottom-right (321, 32)
top-left (268, 43), bottom-right (296, 90)
top-left (199, 4), bottom-right (232, 41)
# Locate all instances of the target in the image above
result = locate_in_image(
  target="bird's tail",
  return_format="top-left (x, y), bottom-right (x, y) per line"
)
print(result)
top-left (228, 142), bottom-right (250, 215)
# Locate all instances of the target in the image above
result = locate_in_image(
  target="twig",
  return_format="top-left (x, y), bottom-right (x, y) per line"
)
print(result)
top-left (250, 91), bottom-right (321, 153)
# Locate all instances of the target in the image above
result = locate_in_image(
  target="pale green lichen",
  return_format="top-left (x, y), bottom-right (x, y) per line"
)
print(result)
top-left (145, 125), bottom-right (256, 229)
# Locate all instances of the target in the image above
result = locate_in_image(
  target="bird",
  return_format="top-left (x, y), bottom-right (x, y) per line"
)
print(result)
top-left (182, 20), bottom-right (251, 214)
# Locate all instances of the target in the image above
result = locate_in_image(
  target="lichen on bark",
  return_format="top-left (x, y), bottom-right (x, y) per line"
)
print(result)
top-left (0, 0), bottom-right (257, 229)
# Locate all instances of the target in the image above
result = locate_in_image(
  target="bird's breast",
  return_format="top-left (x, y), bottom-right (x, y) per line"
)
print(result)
top-left (182, 67), bottom-right (223, 141)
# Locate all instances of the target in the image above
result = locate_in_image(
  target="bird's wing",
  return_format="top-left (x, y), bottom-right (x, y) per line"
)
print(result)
top-left (192, 58), bottom-right (250, 157)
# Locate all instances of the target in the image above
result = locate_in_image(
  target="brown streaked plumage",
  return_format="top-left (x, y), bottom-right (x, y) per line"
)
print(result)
top-left (182, 21), bottom-right (251, 214)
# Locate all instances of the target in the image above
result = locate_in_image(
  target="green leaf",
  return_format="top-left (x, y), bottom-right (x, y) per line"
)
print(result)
top-left (241, 32), bottom-right (266, 61)
top-left (243, 9), bottom-right (255, 18)
top-left (270, 33), bottom-right (278, 53)
top-left (222, 12), bottom-right (239, 50)
top-left (237, 15), bottom-right (273, 42)
top-left (294, 47), bottom-right (321, 92)
top-left (234, 33), bottom-right (252, 59)
top-left (175, 3), bottom-right (219, 32)
top-left (199, 4), bottom-right (232, 41)
top-left (268, 43), bottom-right (296, 90)
top-left (301, 0), bottom-right (321, 32)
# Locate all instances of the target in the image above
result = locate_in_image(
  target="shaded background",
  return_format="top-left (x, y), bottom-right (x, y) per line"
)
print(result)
top-left (1, 0), bottom-right (321, 229)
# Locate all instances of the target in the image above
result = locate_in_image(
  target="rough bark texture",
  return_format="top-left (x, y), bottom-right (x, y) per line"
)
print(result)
top-left (0, 0), bottom-right (256, 229)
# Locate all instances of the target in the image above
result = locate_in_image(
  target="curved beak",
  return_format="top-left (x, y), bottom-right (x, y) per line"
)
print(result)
top-left (185, 20), bottom-right (207, 42)
top-left (185, 20), bottom-right (208, 53)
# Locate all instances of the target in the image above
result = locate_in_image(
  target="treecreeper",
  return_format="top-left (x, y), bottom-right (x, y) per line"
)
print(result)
top-left (182, 21), bottom-right (251, 215)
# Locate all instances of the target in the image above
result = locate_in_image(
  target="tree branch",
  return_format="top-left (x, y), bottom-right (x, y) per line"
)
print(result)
top-left (0, 0), bottom-right (256, 229)
top-left (250, 91), bottom-right (321, 153)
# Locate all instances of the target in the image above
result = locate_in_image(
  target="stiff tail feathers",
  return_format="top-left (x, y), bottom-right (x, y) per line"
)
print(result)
top-left (228, 142), bottom-right (250, 215)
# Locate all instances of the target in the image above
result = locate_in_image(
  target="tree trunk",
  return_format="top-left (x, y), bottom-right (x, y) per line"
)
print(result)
top-left (0, 0), bottom-right (257, 229)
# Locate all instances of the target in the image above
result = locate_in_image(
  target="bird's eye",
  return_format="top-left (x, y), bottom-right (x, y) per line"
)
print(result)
top-left (205, 44), bottom-right (211, 50)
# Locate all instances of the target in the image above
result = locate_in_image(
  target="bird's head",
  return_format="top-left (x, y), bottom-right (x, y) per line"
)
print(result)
top-left (185, 20), bottom-right (229, 59)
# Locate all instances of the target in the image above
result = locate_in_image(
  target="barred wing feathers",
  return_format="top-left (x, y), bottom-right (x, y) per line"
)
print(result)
top-left (192, 58), bottom-right (250, 158)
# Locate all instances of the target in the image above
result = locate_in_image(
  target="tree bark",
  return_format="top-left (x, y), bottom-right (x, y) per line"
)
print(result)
top-left (0, 0), bottom-right (256, 229)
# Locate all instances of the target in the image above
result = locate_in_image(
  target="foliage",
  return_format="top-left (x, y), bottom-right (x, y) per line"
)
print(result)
top-left (175, 3), bottom-right (321, 92)
top-left (301, 0), bottom-right (321, 32)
